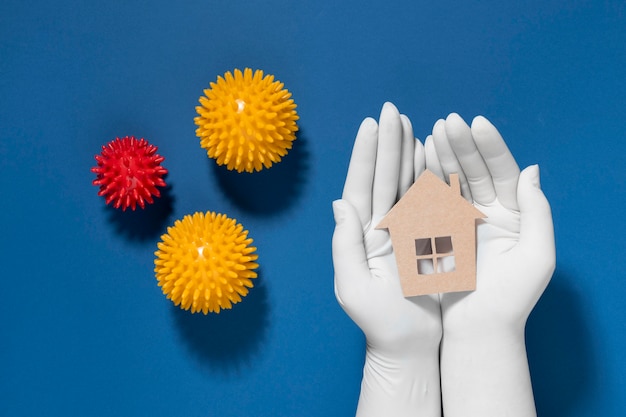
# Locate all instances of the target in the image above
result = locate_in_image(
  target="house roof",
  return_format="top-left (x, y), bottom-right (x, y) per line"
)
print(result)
top-left (377, 169), bottom-right (485, 231)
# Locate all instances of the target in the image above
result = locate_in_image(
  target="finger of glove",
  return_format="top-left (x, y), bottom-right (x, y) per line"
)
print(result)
top-left (424, 135), bottom-right (444, 180)
top-left (444, 113), bottom-right (496, 205)
top-left (342, 117), bottom-right (379, 228)
top-left (432, 118), bottom-right (472, 202)
top-left (471, 116), bottom-right (521, 211)
top-left (414, 138), bottom-right (426, 180)
top-left (516, 165), bottom-right (556, 281)
top-left (398, 114), bottom-right (416, 198)
top-left (332, 199), bottom-right (372, 302)
top-left (372, 102), bottom-right (403, 219)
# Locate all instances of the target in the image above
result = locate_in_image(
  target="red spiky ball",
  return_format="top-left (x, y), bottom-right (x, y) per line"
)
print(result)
top-left (92, 136), bottom-right (168, 211)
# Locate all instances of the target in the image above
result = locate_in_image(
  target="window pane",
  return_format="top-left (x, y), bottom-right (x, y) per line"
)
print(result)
top-left (434, 236), bottom-right (453, 254)
top-left (415, 238), bottom-right (433, 255)
top-left (417, 258), bottom-right (434, 275)
top-left (436, 255), bottom-right (456, 273)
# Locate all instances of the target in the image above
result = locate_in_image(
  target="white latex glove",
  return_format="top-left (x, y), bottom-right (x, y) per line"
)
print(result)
top-left (332, 103), bottom-right (442, 417)
top-left (426, 114), bottom-right (555, 417)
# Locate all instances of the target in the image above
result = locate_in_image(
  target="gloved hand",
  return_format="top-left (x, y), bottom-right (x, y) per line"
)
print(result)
top-left (332, 103), bottom-right (442, 417)
top-left (426, 113), bottom-right (555, 417)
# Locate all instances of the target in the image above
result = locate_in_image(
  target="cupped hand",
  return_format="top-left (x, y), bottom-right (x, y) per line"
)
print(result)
top-left (426, 113), bottom-right (555, 337)
top-left (332, 102), bottom-right (441, 356)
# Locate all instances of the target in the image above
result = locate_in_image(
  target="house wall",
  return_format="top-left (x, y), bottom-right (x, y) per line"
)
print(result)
top-left (391, 222), bottom-right (477, 296)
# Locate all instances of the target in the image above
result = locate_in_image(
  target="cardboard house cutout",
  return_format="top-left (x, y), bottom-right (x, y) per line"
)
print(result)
top-left (376, 170), bottom-right (486, 297)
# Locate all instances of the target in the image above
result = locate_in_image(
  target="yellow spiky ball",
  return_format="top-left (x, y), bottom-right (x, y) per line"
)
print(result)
top-left (154, 211), bottom-right (259, 314)
top-left (194, 68), bottom-right (299, 173)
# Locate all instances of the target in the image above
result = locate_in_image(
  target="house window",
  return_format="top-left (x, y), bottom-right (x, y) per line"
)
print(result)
top-left (415, 236), bottom-right (456, 275)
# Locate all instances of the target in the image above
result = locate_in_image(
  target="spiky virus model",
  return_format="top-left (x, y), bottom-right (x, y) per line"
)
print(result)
top-left (154, 211), bottom-right (259, 314)
top-left (92, 136), bottom-right (168, 211)
top-left (194, 68), bottom-right (299, 173)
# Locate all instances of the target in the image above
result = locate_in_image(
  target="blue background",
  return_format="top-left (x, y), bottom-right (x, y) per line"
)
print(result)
top-left (1, 1), bottom-right (624, 416)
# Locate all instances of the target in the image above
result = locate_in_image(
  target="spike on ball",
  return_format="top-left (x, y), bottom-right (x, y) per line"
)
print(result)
top-left (92, 136), bottom-right (168, 211)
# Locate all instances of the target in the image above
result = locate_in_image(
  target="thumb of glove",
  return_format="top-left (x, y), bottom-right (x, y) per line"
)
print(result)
top-left (516, 165), bottom-right (556, 279)
top-left (332, 199), bottom-right (370, 304)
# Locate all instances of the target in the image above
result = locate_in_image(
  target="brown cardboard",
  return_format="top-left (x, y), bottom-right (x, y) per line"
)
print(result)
top-left (376, 170), bottom-right (486, 297)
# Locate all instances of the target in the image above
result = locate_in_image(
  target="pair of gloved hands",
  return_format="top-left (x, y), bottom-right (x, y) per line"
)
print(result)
top-left (332, 103), bottom-right (555, 417)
